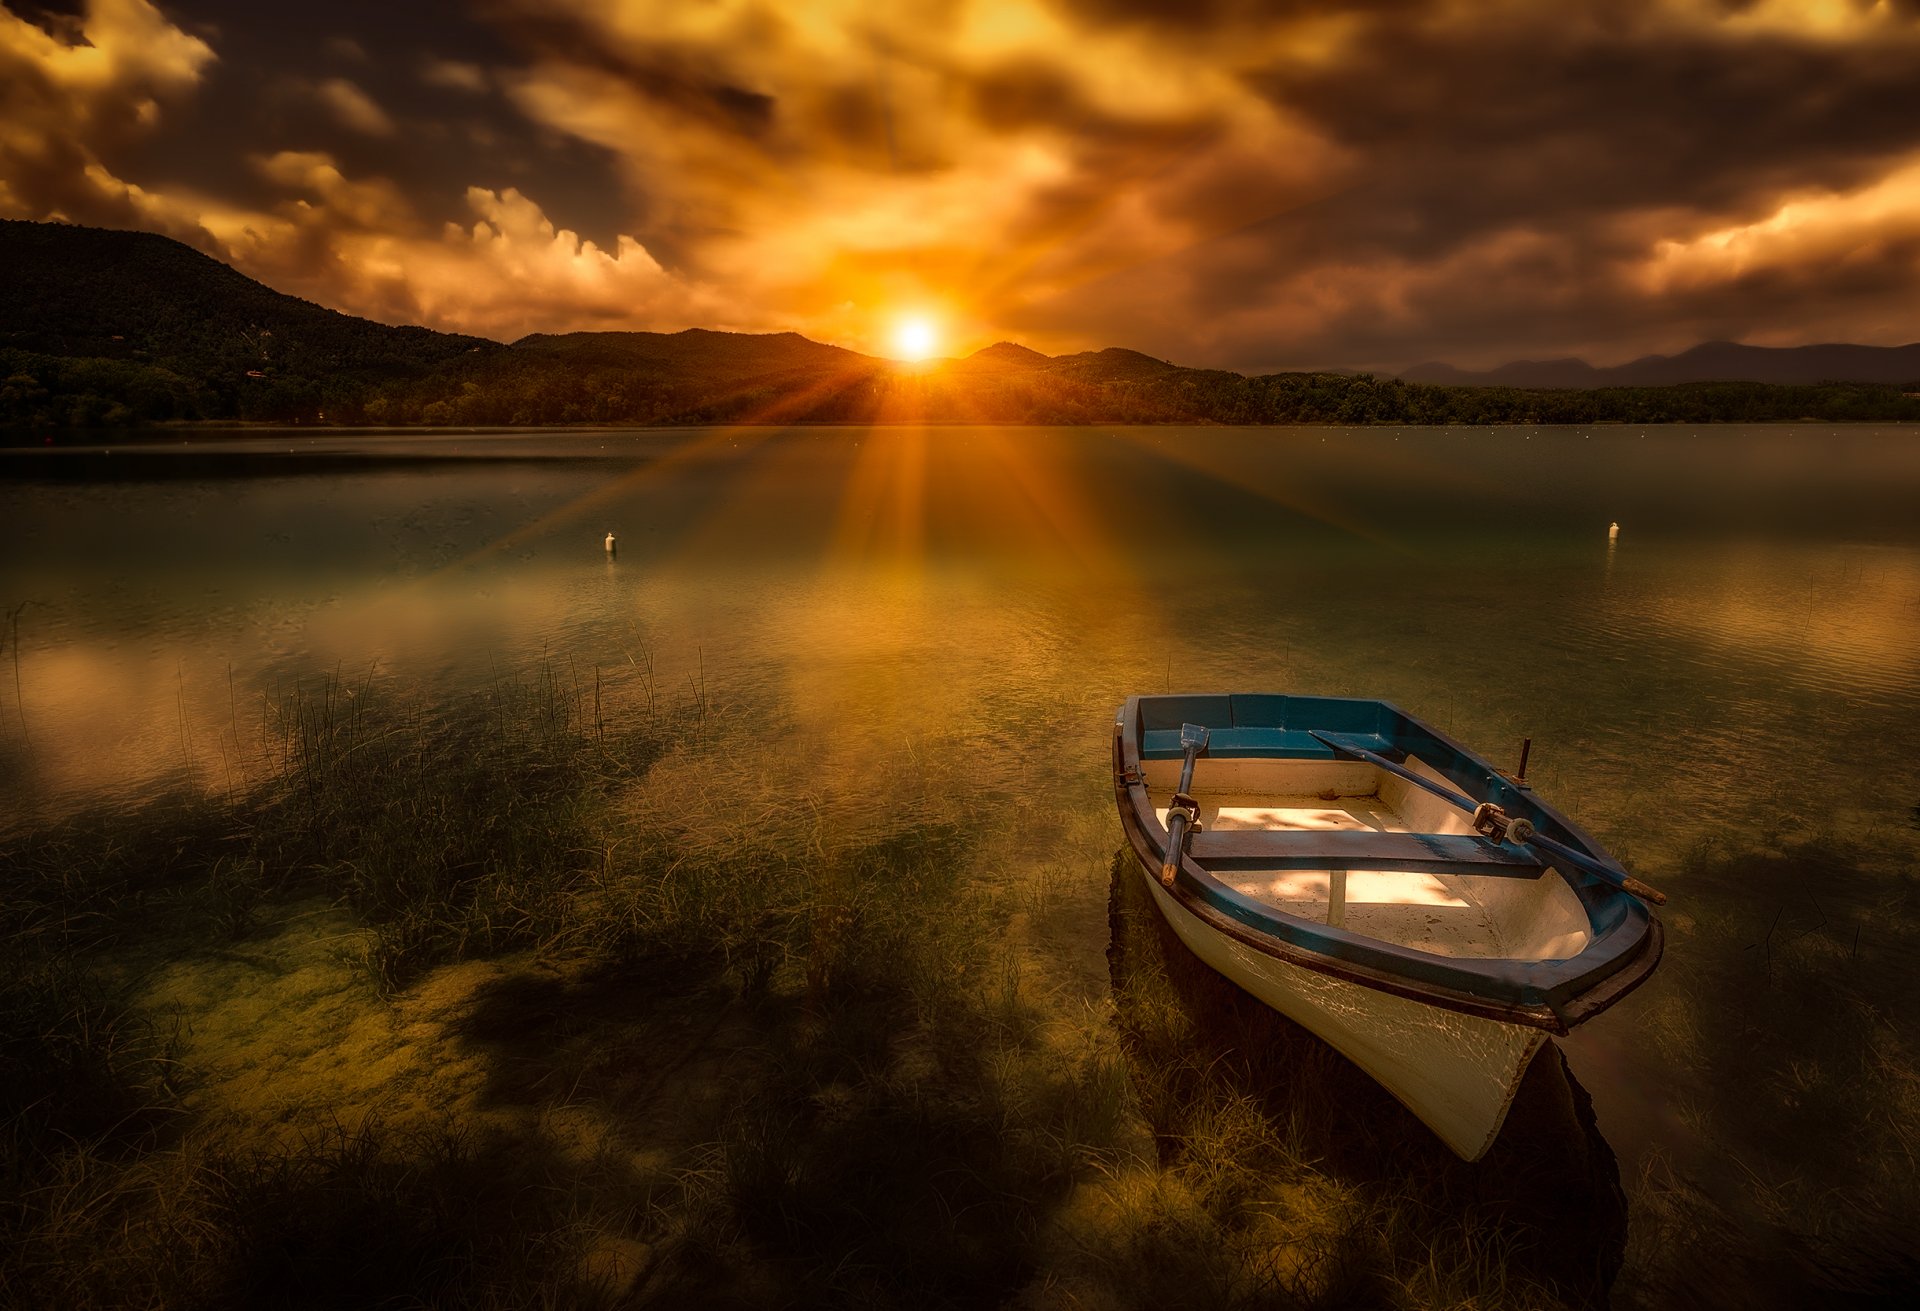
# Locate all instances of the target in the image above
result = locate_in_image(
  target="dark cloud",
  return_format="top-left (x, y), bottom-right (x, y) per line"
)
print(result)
top-left (488, 9), bottom-right (780, 141)
top-left (1108, 2), bottom-right (1920, 367)
top-left (1250, 14), bottom-right (1920, 246)
top-left (107, 0), bottom-right (632, 248)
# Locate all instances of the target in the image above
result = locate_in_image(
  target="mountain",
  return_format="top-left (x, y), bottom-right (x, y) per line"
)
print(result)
top-left (1400, 358), bottom-right (1606, 388)
top-left (947, 341), bottom-right (1052, 373)
top-left (0, 219), bottom-right (495, 397)
top-left (1049, 347), bottom-right (1183, 383)
top-left (512, 329), bottom-right (866, 381)
top-left (0, 218), bottom-right (498, 424)
top-left (4, 220), bottom-right (1919, 428)
top-left (1401, 340), bottom-right (1920, 388)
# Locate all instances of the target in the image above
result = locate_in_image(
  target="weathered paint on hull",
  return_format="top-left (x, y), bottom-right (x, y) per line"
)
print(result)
top-left (1143, 865), bottom-right (1548, 1161)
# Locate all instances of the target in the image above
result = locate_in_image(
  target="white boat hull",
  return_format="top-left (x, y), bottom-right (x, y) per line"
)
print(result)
top-left (1143, 867), bottom-right (1548, 1161)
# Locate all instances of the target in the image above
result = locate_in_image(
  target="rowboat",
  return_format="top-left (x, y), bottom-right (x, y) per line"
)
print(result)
top-left (1112, 693), bottom-right (1664, 1160)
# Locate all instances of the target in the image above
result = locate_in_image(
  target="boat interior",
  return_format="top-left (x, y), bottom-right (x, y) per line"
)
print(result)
top-left (1139, 755), bottom-right (1593, 963)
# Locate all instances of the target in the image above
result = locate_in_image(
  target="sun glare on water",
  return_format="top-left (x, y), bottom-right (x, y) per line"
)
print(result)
top-left (891, 315), bottom-right (940, 362)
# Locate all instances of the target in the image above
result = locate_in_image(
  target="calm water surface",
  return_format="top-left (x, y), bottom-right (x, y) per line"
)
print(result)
top-left (5, 424), bottom-right (1918, 1301)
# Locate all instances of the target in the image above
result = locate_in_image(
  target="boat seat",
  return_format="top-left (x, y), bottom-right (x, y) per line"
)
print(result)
top-left (1185, 829), bottom-right (1548, 878)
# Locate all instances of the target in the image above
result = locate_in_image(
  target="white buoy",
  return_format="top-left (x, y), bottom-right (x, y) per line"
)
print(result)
top-left (1608, 521), bottom-right (1620, 541)
top-left (604, 531), bottom-right (617, 554)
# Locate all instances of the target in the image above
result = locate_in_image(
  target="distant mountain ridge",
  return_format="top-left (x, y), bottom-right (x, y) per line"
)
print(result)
top-left (512, 329), bottom-right (865, 380)
top-left (1401, 340), bottom-right (1920, 388)
top-left (5, 219), bottom-right (1919, 428)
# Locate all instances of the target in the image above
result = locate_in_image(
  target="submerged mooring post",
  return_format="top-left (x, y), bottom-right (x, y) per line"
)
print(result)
top-left (1608, 521), bottom-right (1620, 541)
top-left (604, 530), bottom-right (617, 554)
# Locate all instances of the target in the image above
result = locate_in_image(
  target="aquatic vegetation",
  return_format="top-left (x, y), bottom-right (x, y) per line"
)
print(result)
top-left (1612, 834), bottom-right (1920, 1307)
top-left (0, 952), bottom-right (183, 1176)
top-left (3, 1117), bottom-right (651, 1309)
top-left (1, 671), bottom-right (1145, 1306)
top-left (5, 664), bottom-right (1903, 1308)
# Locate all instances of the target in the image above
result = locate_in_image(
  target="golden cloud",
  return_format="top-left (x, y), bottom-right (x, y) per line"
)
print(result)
top-left (421, 57), bottom-right (488, 93)
top-left (314, 77), bottom-right (398, 137)
top-left (489, 0), bottom-right (1346, 354)
top-left (1639, 153), bottom-right (1920, 299)
top-left (203, 163), bottom-right (728, 339)
top-left (0, 0), bottom-right (214, 228)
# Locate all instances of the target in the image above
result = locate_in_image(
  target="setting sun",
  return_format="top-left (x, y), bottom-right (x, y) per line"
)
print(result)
top-left (891, 314), bottom-right (940, 362)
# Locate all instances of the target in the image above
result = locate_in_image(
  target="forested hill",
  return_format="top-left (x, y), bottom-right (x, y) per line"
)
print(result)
top-left (4, 220), bottom-right (1919, 429)
top-left (1, 219), bottom-right (497, 423)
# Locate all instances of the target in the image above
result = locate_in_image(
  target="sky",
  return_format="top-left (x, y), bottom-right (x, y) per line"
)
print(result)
top-left (4, 0), bottom-right (1920, 372)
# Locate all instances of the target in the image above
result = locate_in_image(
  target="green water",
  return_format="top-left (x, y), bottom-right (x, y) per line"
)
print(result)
top-left (4, 424), bottom-right (1918, 1303)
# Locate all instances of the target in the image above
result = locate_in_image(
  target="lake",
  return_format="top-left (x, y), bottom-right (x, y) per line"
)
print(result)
top-left (4, 424), bottom-right (1917, 1305)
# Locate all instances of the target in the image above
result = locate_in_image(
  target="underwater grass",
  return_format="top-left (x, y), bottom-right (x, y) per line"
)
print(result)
top-left (19, 664), bottom-right (1893, 1308)
top-left (0, 667), bottom-right (1150, 1308)
top-left (2, 1117), bottom-right (652, 1310)
top-left (0, 949), bottom-right (184, 1188)
top-left (1, 660), bottom-right (696, 995)
top-left (1609, 832), bottom-right (1920, 1308)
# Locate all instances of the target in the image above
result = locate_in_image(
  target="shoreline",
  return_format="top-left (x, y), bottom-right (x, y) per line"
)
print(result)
top-left (5, 415), bottom-right (1919, 443)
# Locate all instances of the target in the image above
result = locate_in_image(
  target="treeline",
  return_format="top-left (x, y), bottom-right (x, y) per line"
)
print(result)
top-left (7, 344), bottom-right (1918, 430)
top-left (0, 348), bottom-right (434, 427)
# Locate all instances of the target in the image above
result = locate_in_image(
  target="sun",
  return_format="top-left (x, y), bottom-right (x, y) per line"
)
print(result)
top-left (891, 314), bottom-right (940, 362)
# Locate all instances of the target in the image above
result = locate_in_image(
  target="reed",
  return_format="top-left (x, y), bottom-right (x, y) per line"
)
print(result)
top-left (0, 950), bottom-right (183, 1173)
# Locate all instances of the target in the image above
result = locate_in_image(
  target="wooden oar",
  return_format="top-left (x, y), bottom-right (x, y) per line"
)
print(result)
top-left (1307, 730), bottom-right (1668, 905)
top-left (1160, 723), bottom-right (1209, 886)
top-left (1515, 829), bottom-right (1668, 905)
top-left (1308, 730), bottom-right (1477, 810)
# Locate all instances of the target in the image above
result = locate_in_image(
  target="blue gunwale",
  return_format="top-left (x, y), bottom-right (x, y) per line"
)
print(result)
top-left (1113, 693), bottom-right (1663, 1032)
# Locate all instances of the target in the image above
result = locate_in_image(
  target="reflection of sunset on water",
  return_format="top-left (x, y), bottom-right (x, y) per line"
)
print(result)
top-left (6, 425), bottom-right (1919, 846)
top-left (1632, 545), bottom-right (1920, 695)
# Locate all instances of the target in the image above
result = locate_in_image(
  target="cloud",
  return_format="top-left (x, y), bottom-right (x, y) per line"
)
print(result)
top-left (0, 1), bottom-right (729, 345)
top-left (325, 35), bottom-right (369, 64)
top-left (0, 0), bottom-right (215, 230)
top-left (474, 0), bottom-right (1920, 366)
top-left (1161, 0), bottom-right (1920, 366)
top-left (1631, 153), bottom-right (1920, 347)
top-left (419, 186), bottom-right (730, 335)
top-left (314, 77), bottom-right (397, 136)
top-left (205, 155), bottom-right (730, 341)
top-left (253, 149), bottom-right (416, 231)
top-left (6, 0), bottom-right (1920, 367)
top-left (486, 0), bottom-right (1314, 353)
top-left (422, 57), bottom-right (488, 93)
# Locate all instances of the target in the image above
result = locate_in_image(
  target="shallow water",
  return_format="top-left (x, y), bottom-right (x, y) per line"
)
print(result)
top-left (4, 423), bottom-right (1918, 1302)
